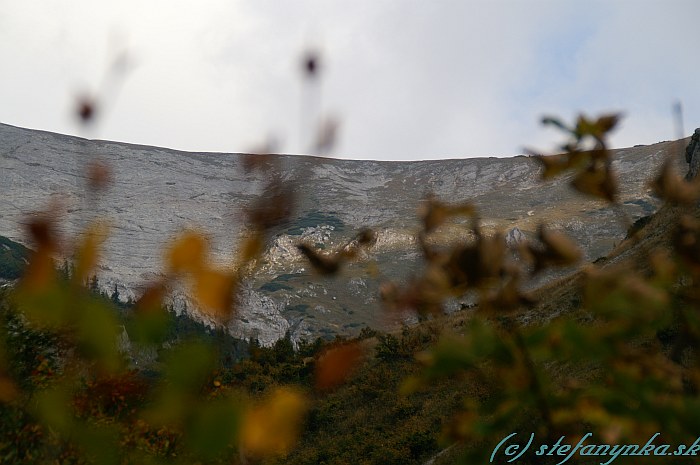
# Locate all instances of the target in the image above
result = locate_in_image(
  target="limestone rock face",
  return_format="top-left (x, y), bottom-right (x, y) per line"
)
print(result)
top-left (686, 128), bottom-right (700, 179)
top-left (0, 123), bottom-right (689, 344)
top-left (505, 227), bottom-right (526, 247)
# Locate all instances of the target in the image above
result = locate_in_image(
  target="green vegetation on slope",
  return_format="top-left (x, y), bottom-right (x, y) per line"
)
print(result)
top-left (0, 282), bottom-right (463, 464)
top-left (0, 236), bottom-right (30, 280)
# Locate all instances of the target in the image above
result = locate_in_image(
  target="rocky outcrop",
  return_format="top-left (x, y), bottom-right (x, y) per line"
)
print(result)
top-left (505, 227), bottom-right (526, 247)
top-left (686, 128), bottom-right (700, 179)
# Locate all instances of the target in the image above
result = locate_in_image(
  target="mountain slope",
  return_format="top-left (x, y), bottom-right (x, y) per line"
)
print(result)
top-left (0, 235), bottom-right (30, 282)
top-left (0, 123), bottom-right (689, 343)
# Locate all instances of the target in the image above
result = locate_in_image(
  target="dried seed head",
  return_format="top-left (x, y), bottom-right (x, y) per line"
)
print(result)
top-left (302, 50), bottom-right (320, 78)
top-left (76, 96), bottom-right (97, 123)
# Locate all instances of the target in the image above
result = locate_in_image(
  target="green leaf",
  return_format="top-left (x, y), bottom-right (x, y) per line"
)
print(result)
top-left (73, 423), bottom-right (120, 465)
top-left (185, 397), bottom-right (243, 460)
top-left (163, 341), bottom-right (215, 392)
top-left (34, 387), bottom-right (73, 434)
top-left (75, 295), bottom-right (121, 371)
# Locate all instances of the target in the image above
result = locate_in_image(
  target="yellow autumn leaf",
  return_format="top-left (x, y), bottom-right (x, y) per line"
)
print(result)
top-left (241, 388), bottom-right (308, 457)
top-left (74, 222), bottom-right (110, 284)
top-left (193, 267), bottom-right (235, 318)
top-left (166, 231), bottom-right (208, 274)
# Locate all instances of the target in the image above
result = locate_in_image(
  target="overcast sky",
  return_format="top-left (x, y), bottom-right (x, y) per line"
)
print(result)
top-left (1, 1), bottom-right (698, 161)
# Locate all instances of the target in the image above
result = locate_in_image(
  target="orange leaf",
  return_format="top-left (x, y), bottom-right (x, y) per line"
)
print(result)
top-left (0, 377), bottom-right (18, 403)
top-left (20, 215), bottom-right (61, 291)
top-left (135, 282), bottom-right (166, 314)
top-left (20, 248), bottom-right (56, 292)
top-left (193, 268), bottom-right (235, 318)
top-left (166, 231), bottom-right (207, 274)
top-left (315, 342), bottom-right (365, 390)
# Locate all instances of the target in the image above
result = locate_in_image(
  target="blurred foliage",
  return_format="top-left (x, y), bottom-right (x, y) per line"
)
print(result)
top-left (398, 114), bottom-right (700, 464)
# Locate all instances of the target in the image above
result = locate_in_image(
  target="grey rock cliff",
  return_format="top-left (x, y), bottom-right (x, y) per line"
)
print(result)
top-left (505, 227), bottom-right (526, 247)
top-left (686, 128), bottom-right (700, 179)
top-left (0, 123), bottom-right (689, 343)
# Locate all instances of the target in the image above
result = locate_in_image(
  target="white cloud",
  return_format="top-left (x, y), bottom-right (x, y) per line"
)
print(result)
top-left (0, 0), bottom-right (698, 160)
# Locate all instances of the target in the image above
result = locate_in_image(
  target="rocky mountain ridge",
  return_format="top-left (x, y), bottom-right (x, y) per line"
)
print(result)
top-left (0, 122), bottom-right (689, 344)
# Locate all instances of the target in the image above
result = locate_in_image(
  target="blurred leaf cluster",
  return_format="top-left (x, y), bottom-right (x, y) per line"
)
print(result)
top-left (398, 114), bottom-right (700, 463)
